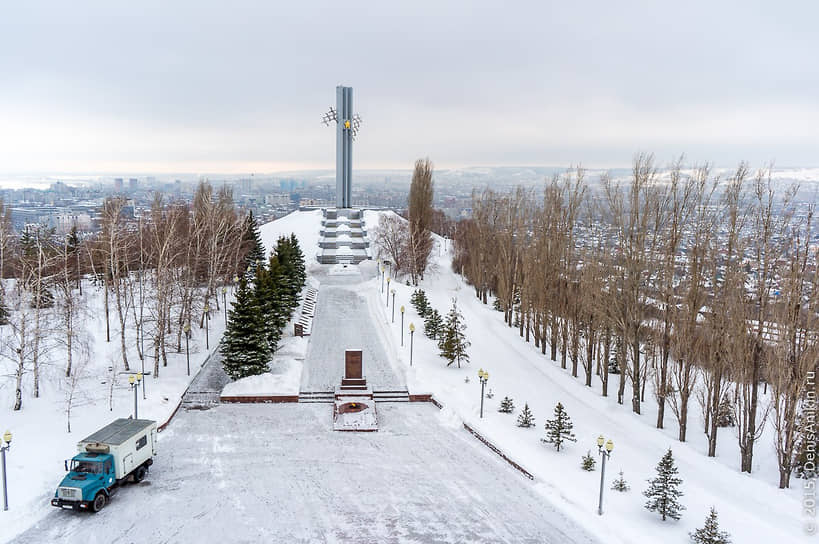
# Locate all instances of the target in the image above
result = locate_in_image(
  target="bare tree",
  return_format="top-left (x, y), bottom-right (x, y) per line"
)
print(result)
top-left (407, 158), bottom-right (435, 284)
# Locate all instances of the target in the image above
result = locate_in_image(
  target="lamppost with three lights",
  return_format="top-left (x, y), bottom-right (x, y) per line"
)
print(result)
top-left (596, 435), bottom-right (614, 515)
top-left (409, 323), bottom-right (415, 366)
top-left (128, 373), bottom-right (143, 419)
top-left (478, 369), bottom-right (489, 418)
top-left (1, 430), bottom-right (11, 510)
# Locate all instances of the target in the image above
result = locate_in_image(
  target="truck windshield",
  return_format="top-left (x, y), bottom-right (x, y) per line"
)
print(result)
top-left (70, 460), bottom-right (103, 474)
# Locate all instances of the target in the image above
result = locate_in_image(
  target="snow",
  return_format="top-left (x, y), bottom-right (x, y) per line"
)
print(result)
top-left (363, 209), bottom-right (812, 544)
top-left (221, 354), bottom-right (302, 397)
top-left (0, 280), bottom-right (228, 542)
top-left (10, 404), bottom-right (597, 543)
top-left (3, 208), bottom-right (810, 543)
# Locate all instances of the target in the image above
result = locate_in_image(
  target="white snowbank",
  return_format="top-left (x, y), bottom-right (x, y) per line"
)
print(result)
top-left (221, 357), bottom-right (302, 396)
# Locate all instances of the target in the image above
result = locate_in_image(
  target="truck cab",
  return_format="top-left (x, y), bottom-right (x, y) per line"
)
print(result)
top-left (52, 452), bottom-right (118, 512)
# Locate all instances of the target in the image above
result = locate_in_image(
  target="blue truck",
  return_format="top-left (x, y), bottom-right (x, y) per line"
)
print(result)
top-left (51, 418), bottom-right (157, 512)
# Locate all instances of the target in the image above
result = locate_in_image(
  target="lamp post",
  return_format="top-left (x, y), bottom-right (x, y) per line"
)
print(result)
top-left (385, 277), bottom-right (391, 306)
top-left (128, 373), bottom-right (143, 420)
top-left (222, 286), bottom-right (228, 322)
top-left (391, 289), bottom-right (396, 322)
top-left (380, 266), bottom-right (384, 293)
top-left (596, 435), bottom-right (614, 515)
top-left (203, 303), bottom-right (210, 350)
top-left (478, 369), bottom-right (489, 418)
top-left (1, 430), bottom-right (11, 510)
top-left (184, 324), bottom-right (191, 376)
top-left (409, 323), bottom-right (415, 366)
top-left (400, 306), bottom-right (405, 346)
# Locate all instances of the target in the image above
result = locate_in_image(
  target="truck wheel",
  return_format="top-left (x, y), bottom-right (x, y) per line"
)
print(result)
top-left (91, 492), bottom-right (106, 513)
top-left (133, 466), bottom-right (147, 483)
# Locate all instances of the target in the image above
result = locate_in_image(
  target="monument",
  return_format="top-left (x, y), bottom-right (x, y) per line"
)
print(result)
top-left (317, 86), bottom-right (371, 264)
top-left (322, 85), bottom-right (360, 209)
top-left (333, 349), bottom-right (378, 431)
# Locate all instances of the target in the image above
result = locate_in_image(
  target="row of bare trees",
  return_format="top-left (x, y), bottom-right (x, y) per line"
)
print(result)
top-left (453, 154), bottom-right (817, 488)
top-left (0, 182), bottom-right (252, 417)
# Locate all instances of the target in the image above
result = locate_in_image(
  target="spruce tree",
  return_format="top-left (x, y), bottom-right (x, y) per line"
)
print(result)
top-left (253, 264), bottom-right (281, 353)
top-left (612, 470), bottom-right (630, 492)
top-left (438, 298), bottom-right (470, 367)
top-left (424, 308), bottom-right (443, 340)
top-left (498, 396), bottom-right (514, 413)
top-left (221, 277), bottom-right (270, 380)
top-left (242, 211), bottom-right (266, 277)
top-left (716, 394), bottom-right (735, 427)
top-left (581, 450), bottom-right (596, 471)
top-left (542, 402), bottom-right (577, 451)
top-left (644, 448), bottom-right (685, 521)
top-left (517, 403), bottom-right (535, 427)
top-left (690, 507), bottom-right (731, 544)
top-left (0, 293), bottom-right (9, 325)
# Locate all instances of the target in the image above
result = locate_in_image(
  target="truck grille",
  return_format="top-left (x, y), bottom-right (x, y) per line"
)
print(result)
top-left (57, 487), bottom-right (80, 500)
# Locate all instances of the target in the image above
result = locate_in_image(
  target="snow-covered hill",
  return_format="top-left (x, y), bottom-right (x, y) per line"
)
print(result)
top-left (355, 209), bottom-right (808, 544)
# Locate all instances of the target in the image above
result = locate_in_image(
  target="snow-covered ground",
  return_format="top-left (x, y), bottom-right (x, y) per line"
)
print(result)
top-left (360, 209), bottom-right (812, 544)
top-left (11, 403), bottom-right (597, 544)
top-left (4, 208), bottom-right (809, 543)
top-left (0, 282), bottom-right (227, 542)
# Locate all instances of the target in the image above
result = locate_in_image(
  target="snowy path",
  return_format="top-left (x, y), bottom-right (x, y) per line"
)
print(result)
top-left (301, 270), bottom-right (405, 392)
top-left (12, 404), bottom-right (597, 544)
top-left (181, 345), bottom-right (230, 408)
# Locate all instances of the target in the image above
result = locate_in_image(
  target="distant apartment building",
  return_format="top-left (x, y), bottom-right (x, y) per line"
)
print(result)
top-left (114, 178), bottom-right (124, 192)
top-left (129, 178), bottom-right (138, 191)
top-left (264, 193), bottom-right (291, 206)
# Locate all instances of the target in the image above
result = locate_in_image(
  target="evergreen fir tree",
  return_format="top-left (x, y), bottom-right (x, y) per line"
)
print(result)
top-left (581, 450), bottom-right (596, 471)
top-left (542, 402), bottom-right (577, 451)
top-left (424, 308), bottom-right (443, 340)
top-left (411, 289), bottom-right (430, 317)
top-left (716, 393), bottom-right (735, 427)
top-left (690, 507), bottom-right (731, 544)
top-left (438, 298), bottom-right (470, 367)
top-left (0, 292), bottom-right (9, 325)
top-left (612, 470), bottom-right (630, 492)
top-left (644, 448), bottom-right (685, 521)
top-left (253, 264), bottom-right (281, 353)
top-left (242, 211), bottom-right (266, 277)
top-left (221, 277), bottom-right (270, 380)
top-left (498, 396), bottom-right (514, 413)
top-left (516, 403), bottom-right (535, 427)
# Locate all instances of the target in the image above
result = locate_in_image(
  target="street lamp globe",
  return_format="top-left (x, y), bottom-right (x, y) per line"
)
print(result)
top-left (136, 372), bottom-right (143, 382)
top-left (128, 374), bottom-right (135, 385)
top-left (400, 305), bottom-right (405, 314)
top-left (2, 431), bottom-right (10, 445)
top-left (597, 435), bottom-right (605, 448)
top-left (605, 439), bottom-right (614, 453)
top-left (204, 304), bottom-right (210, 314)
top-left (184, 324), bottom-right (191, 335)
top-left (409, 323), bottom-right (415, 333)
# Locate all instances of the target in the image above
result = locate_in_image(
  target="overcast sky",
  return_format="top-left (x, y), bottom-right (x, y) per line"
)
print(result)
top-left (1, 1), bottom-right (817, 175)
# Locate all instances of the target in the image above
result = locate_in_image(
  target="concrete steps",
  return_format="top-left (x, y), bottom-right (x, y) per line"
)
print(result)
top-left (373, 390), bottom-right (410, 402)
top-left (298, 391), bottom-right (334, 403)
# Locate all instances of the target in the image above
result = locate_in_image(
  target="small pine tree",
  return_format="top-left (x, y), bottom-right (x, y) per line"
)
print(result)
top-left (716, 394), bottom-right (735, 427)
top-left (424, 308), bottom-right (443, 340)
top-left (542, 402), bottom-right (577, 451)
top-left (517, 403), bottom-right (535, 428)
top-left (242, 211), bottom-right (266, 277)
top-left (498, 396), bottom-right (514, 413)
top-left (0, 294), bottom-right (8, 325)
top-left (581, 450), bottom-right (596, 471)
top-left (612, 470), bottom-right (630, 492)
top-left (411, 289), bottom-right (430, 318)
top-left (644, 448), bottom-right (685, 521)
top-left (690, 507), bottom-right (731, 544)
top-left (221, 277), bottom-right (270, 380)
top-left (438, 298), bottom-right (470, 367)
